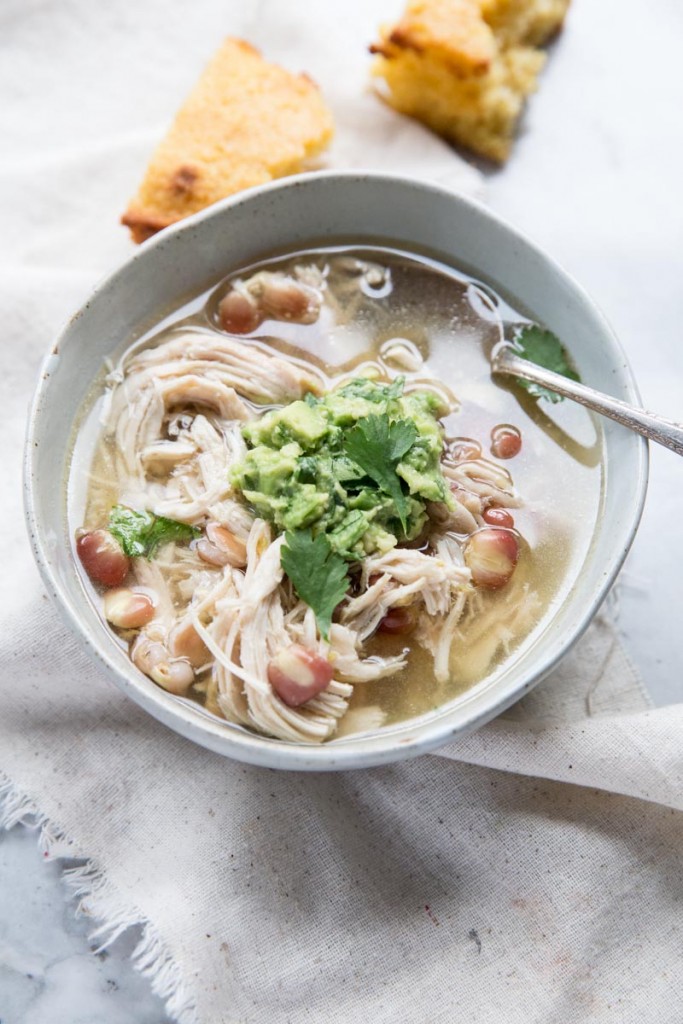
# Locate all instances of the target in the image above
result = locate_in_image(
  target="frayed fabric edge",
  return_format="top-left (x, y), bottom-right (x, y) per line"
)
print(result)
top-left (0, 771), bottom-right (197, 1024)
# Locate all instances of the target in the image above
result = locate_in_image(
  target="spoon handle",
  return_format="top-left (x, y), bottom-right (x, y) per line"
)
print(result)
top-left (492, 347), bottom-right (683, 457)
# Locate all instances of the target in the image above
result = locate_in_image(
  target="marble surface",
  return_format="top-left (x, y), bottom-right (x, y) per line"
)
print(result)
top-left (0, 828), bottom-right (171, 1023)
top-left (2, 0), bottom-right (682, 1020)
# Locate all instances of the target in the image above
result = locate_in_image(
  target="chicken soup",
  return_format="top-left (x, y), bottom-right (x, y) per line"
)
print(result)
top-left (69, 246), bottom-right (602, 743)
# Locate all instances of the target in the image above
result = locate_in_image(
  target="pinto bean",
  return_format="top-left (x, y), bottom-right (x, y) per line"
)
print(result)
top-left (197, 525), bottom-right (248, 569)
top-left (131, 635), bottom-right (167, 676)
top-left (103, 588), bottom-right (156, 629)
top-left (218, 289), bottom-right (262, 334)
top-left (490, 424), bottom-right (522, 460)
top-left (132, 635), bottom-right (194, 695)
top-left (76, 529), bottom-right (130, 587)
top-left (149, 659), bottom-right (195, 695)
top-left (206, 523), bottom-right (248, 567)
top-left (267, 645), bottom-right (334, 707)
top-left (482, 507), bottom-right (515, 529)
top-left (259, 275), bottom-right (321, 324)
top-left (377, 606), bottom-right (416, 635)
top-left (196, 538), bottom-right (230, 567)
top-left (169, 619), bottom-right (210, 668)
top-left (464, 527), bottom-right (519, 589)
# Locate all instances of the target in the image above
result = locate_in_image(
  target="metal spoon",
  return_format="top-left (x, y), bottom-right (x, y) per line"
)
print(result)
top-left (492, 345), bottom-right (683, 457)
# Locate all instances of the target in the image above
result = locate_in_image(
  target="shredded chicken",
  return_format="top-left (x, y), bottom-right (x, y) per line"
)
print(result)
top-left (150, 417), bottom-right (246, 525)
top-left (108, 385), bottom-right (253, 526)
top-left (327, 623), bottom-right (407, 683)
top-left (343, 538), bottom-right (472, 683)
top-left (194, 522), bottom-right (353, 743)
top-left (104, 331), bottom-right (325, 526)
top-left (125, 331), bottom-right (324, 404)
top-left (447, 581), bottom-right (542, 682)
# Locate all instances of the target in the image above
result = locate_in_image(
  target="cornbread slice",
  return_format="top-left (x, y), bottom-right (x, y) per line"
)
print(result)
top-left (370, 0), bottom-right (570, 163)
top-left (481, 0), bottom-right (570, 47)
top-left (122, 38), bottom-right (334, 243)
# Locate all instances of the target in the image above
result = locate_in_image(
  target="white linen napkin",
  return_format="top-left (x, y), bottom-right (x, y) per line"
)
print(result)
top-left (2, 1), bottom-right (683, 1022)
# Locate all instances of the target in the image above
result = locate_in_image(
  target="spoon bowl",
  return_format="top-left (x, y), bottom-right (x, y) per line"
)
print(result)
top-left (493, 344), bottom-right (683, 457)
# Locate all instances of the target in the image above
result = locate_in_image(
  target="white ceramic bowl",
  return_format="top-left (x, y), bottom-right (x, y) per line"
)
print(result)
top-left (24, 172), bottom-right (647, 770)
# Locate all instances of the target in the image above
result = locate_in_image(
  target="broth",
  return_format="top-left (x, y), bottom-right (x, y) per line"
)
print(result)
top-left (69, 245), bottom-right (603, 741)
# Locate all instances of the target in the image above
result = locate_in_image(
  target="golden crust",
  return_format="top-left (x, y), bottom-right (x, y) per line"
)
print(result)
top-left (481, 0), bottom-right (570, 47)
top-left (122, 38), bottom-right (334, 243)
top-left (384, 0), bottom-right (496, 76)
top-left (371, 0), bottom-right (570, 162)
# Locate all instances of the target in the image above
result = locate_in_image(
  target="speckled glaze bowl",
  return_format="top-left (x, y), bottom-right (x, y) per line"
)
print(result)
top-left (24, 172), bottom-right (648, 770)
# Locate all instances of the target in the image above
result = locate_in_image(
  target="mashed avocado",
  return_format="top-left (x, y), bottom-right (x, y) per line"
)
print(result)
top-left (231, 377), bottom-right (452, 559)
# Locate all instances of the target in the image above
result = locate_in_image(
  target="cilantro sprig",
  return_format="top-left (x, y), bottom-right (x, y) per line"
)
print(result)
top-left (109, 506), bottom-right (200, 559)
top-left (513, 325), bottom-right (580, 404)
top-left (279, 412), bottom-right (420, 636)
top-left (343, 413), bottom-right (417, 531)
top-left (281, 529), bottom-right (350, 640)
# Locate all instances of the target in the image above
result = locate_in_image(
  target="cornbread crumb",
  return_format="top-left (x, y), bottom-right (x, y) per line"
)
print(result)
top-left (122, 38), bottom-right (334, 243)
top-left (371, 0), bottom-right (570, 162)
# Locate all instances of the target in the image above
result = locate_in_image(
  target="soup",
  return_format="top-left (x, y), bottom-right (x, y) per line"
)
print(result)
top-left (68, 246), bottom-right (603, 743)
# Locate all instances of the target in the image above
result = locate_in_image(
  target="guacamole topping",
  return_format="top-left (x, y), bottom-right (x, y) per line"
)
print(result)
top-left (231, 377), bottom-right (453, 560)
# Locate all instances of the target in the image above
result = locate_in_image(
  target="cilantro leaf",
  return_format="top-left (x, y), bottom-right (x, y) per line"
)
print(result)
top-left (281, 529), bottom-right (350, 639)
top-left (142, 516), bottom-right (201, 558)
top-left (109, 506), bottom-right (199, 559)
top-left (513, 325), bottom-right (580, 403)
top-left (343, 414), bottom-right (417, 531)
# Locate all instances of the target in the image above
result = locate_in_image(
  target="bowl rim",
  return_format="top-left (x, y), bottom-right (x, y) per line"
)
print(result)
top-left (23, 169), bottom-right (649, 771)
